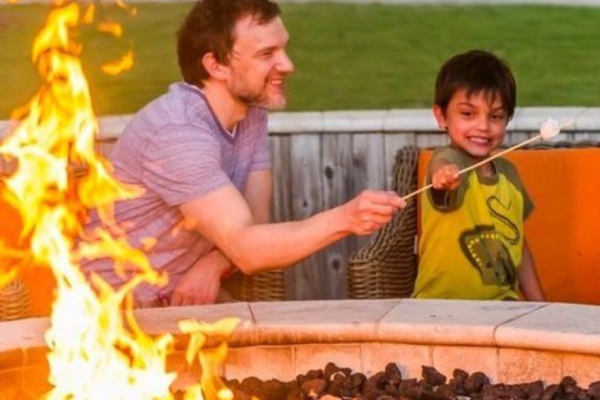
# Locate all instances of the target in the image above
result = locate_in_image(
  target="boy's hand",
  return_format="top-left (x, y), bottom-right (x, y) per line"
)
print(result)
top-left (432, 164), bottom-right (460, 190)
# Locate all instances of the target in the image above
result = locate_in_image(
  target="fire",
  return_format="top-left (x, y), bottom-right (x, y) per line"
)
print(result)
top-left (179, 318), bottom-right (242, 400)
top-left (0, 1), bottom-right (241, 400)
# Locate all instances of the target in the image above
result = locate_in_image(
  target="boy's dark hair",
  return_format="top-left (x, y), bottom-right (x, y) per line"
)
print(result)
top-left (434, 50), bottom-right (517, 120)
top-left (177, 0), bottom-right (281, 86)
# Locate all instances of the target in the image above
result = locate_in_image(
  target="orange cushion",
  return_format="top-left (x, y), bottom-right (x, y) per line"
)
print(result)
top-left (0, 184), bottom-right (55, 316)
top-left (417, 147), bottom-right (600, 304)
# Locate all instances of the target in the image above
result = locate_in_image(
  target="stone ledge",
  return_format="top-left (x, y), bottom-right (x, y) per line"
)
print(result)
top-left (1, 299), bottom-right (599, 356)
top-left (2, 107), bottom-right (600, 141)
top-left (1, 299), bottom-right (600, 386)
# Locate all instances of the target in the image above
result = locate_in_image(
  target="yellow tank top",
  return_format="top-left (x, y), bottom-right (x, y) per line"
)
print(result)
top-left (413, 147), bottom-right (534, 300)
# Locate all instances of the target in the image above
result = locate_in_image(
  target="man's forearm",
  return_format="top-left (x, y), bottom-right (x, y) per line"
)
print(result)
top-left (225, 205), bottom-right (349, 274)
top-left (199, 248), bottom-right (235, 278)
top-left (181, 185), bottom-right (403, 276)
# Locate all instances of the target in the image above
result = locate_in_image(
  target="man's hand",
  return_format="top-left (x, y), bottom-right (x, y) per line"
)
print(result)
top-left (341, 190), bottom-right (406, 236)
top-left (169, 249), bottom-right (233, 306)
top-left (431, 163), bottom-right (460, 190)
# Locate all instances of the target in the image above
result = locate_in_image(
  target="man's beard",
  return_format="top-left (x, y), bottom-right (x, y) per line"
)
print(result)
top-left (229, 76), bottom-right (287, 110)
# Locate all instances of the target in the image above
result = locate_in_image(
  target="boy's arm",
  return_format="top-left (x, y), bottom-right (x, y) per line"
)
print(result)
top-left (518, 239), bottom-right (545, 301)
top-left (430, 159), bottom-right (461, 191)
top-left (429, 158), bottom-right (462, 208)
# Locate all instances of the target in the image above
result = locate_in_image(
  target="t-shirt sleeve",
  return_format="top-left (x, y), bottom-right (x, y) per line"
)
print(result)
top-left (521, 184), bottom-right (535, 220)
top-left (141, 124), bottom-right (231, 206)
top-left (426, 147), bottom-right (470, 211)
top-left (499, 159), bottom-right (535, 220)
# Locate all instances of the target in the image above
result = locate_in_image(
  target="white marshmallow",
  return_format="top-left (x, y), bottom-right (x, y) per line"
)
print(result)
top-left (540, 118), bottom-right (560, 140)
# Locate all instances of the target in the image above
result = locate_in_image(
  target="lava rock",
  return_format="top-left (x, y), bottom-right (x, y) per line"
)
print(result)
top-left (422, 366), bottom-right (447, 387)
top-left (350, 371), bottom-right (367, 394)
top-left (301, 378), bottom-right (327, 399)
top-left (327, 371), bottom-right (353, 398)
top-left (464, 371), bottom-right (490, 394)
top-left (589, 382), bottom-right (600, 400)
top-left (385, 362), bottom-right (403, 385)
top-left (542, 383), bottom-right (560, 400)
top-left (220, 363), bottom-right (599, 400)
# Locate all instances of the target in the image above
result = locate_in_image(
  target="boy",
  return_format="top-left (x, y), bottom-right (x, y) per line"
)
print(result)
top-left (412, 50), bottom-right (545, 301)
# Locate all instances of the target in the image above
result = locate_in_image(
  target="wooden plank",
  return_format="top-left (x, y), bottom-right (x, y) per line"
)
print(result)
top-left (352, 133), bottom-right (386, 192)
top-left (351, 133), bottom-right (385, 250)
top-left (270, 135), bottom-right (295, 301)
top-left (289, 134), bottom-right (326, 300)
top-left (416, 132), bottom-right (448, 149)
top-left (270, 136), bottom-right (292, 224)
top-left (321, 133), bottom-right (353, 299)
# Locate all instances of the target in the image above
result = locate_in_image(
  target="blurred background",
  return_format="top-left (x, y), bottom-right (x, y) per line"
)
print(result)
top-left (1, 1), bottom-right (599, 119)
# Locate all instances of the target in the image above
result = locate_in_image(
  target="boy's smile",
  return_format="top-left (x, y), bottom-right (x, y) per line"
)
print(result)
top-left (434, 89), bottom-right (508, 160)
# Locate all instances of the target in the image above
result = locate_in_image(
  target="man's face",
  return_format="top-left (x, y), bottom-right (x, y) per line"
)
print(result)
top-left (226, 15), bottom-right (294, 110)
top-left (434, 88), bottom-right (508, 160)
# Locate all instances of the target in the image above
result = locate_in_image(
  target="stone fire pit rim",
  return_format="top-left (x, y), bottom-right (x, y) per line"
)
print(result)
top-left (1, 299), bottom-right (600, 361)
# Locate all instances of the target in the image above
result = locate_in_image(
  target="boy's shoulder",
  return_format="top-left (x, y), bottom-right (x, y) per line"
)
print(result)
top-left (494, 156), bottom-right (520, 176)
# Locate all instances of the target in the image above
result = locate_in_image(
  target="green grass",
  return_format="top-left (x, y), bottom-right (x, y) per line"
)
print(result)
top-left (1, 2), bottom-right (600, 118)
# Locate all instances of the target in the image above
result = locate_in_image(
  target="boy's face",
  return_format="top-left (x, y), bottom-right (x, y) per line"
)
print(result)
top-left (433, 88), bottom-right (508, 159)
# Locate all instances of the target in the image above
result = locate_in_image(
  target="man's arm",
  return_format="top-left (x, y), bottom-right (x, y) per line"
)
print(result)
top-left (518, 239), bottom-right (545, 301)
top-left (243, 169), bottom-right (273, 224)
top-left (180, 184), bottom-right (404, 275)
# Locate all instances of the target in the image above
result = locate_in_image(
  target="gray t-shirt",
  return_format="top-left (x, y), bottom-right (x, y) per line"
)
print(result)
top-left (83, 82), bottom-right (271, 302)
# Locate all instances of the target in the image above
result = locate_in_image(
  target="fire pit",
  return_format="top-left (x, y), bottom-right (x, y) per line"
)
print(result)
top-left (1, 299), bottom-right (599, 399)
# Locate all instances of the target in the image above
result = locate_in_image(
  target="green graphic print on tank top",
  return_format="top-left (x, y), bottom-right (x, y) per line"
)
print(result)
top-left (413, 147), bottom-right (534, 300)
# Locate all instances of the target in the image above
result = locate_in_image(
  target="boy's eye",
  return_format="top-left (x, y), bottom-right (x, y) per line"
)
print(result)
top-left (492, 114), bottom-right (506, 120)
top-left (460, 111), bottom-right (473, 117)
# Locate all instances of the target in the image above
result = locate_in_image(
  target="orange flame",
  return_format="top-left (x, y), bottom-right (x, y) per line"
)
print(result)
top-left (179, 318), bottom-right (241, 400)
top-left (83, 4), bottom-right (95, 24)
top-left (102, 48), bottom-right (134, 75)
top-left (98, 21), bottom-right (123, 37)
top-left (0, 2), bottom-right (242, 400)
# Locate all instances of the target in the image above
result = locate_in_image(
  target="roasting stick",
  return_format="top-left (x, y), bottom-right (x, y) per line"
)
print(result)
top-left (401, 118), bottom-right (570, 201)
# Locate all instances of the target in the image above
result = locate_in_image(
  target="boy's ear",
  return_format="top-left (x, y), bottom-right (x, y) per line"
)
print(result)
top-left (433, 105), bottom-right (447, 131)
top-left (201, 52), bottom-right (229, 80)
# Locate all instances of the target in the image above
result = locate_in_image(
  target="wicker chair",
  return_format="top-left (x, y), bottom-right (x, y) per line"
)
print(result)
top-left (221, 269), bottom-right (286, 302)
top-left (346, 146), bottom-right (420, 299)
top-left (0, 278), bottom-right (32, 321)
top-left (346, 140), bottom-right (600, 301)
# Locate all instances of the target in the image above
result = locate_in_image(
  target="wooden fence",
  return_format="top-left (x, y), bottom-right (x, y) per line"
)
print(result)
top-left (6, 107), bottom-right (599, 301)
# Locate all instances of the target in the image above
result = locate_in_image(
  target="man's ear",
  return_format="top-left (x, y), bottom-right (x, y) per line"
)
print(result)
top-left (201, 52), bottom-right (229, 80)
top-left (433, 105), bottom-right (447, 131)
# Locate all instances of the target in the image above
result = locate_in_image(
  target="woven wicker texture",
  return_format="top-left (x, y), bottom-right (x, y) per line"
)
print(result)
top-left (221, 269), bottom-right (286, 302)
top-left (0, 278), bottom-right (32, 321)
top-left (347, 146), bottom-right (419, 299)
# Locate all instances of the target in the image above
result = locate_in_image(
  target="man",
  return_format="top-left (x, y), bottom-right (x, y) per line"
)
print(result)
top-left (84, 0), bottom-right (406, 307)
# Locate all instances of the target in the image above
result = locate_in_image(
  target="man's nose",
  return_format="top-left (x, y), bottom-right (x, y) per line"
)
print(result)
top-left (277, 51), bottom-right (294, 74)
